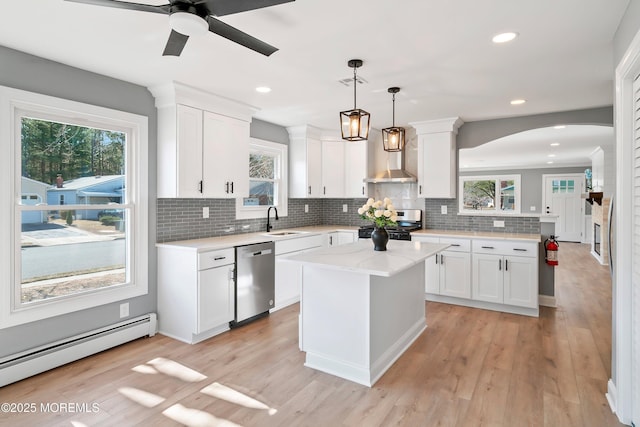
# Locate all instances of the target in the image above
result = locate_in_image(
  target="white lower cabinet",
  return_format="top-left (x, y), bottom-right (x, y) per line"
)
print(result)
top-left (414, 234), bottom-right (540, 316)
top-left (472, 240), bottom-right (538, 309)
top-left (158, 246), bottom-right (235, 344)
top-left (274, 235), bottom-right (324, 310)
top-left (327, 231), bottom-right (356, 247)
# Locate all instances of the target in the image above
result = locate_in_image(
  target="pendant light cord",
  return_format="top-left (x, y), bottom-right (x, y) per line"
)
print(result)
top-left (353, 67), bottom-right (357, 109)
top-left (392, 93), bottom-right (396, 126)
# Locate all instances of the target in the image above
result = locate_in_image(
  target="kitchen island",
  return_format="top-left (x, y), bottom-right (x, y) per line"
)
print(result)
top-left (284, 239), bottom-right (449, 386)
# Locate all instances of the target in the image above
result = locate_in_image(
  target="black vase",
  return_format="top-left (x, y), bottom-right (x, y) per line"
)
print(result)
top-left (371, 227), bottom-right (389, 251)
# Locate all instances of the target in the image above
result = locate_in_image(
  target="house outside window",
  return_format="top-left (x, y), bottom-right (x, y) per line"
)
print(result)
top-left (0, 85), bottom-right (148, 328)
top-left (459, 175), bottom-right (521, 214)
top-left (236, 138), bottom-right (288, 219)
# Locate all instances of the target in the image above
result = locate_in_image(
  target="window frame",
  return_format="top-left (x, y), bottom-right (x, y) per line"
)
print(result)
top-left (0, 85), bottom-right (148, 328)
top-left (458, 174), bottom-right (522, 215)
top-left (236, 138), bottom-right (288, 219)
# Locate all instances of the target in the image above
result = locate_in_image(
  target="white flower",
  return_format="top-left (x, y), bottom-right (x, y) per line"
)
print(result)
top-left (383, 197), bottom-right (391, 205)
top-left (390, 214), bottom-right (398, 222)
top-left (374, 200), bottom-right (383, 208)
top-left (366, 198), bottom-right (375, 207)
top-left (374, 210), bottom-right (383, 218)
top-left (387, 204), bottom-right (395, 211)
top-left (383, 210), bottom-right (392, 217)
top-left (357, 207), bottom-right (365, 215)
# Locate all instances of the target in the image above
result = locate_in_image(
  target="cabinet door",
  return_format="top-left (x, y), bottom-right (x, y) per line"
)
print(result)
top-left (440, 251), bottom-right (471, 298)
top-left (327, 232), bottom-right (338, 247)
top-left (307, 139), bottom-right (323, 197)
top-left (417, 132), bottom-right (456, 198)
top-left (202, 111), bottom-right (249, 198)
top-left (424, 253), bottom-right (440, 294)
top-left (344, 141), bottom-right (367, 198)
top-left (176, 104), bottom-right (204, 198)
top-left (198, 265), bottom-right (234, 333)
top-left (472, 253), bottom-right (504, 303)
top-left (336, 231), bottom-right (355, 245)
top-left (321, 140), bottom-right (345, 197)
top-left (503, 256), bottom-right (538, 308)
top-left (275, 254), bottom-right (302, 308)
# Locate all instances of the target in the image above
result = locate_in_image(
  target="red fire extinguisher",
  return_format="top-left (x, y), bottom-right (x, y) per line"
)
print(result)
top-left (544, 235), bottom-right (559, 266)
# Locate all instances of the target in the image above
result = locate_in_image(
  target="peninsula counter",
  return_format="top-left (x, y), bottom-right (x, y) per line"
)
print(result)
top-left (284, 240), bottom-right (449, 386)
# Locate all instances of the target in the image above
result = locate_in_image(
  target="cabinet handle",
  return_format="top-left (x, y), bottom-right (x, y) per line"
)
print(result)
top-left (308, 186), bottom-right (311, 195)
top-left (231, 181), bottom-right (234, 194)
top-left (329, 236), bottom-right (333, 245)
top-left (362, 186), bottom-right (365, 195)
top-left (419, 185), bottom-right (422, 195)
top-left (199, 180), bottom-right (203, 193)
top-left (323, 186), bottom-right (326, 195)
top-left (498, 259), bottom-right (502, 270)
top-left (225, 182), bottom-right (230, 193)
top-left (481, 246), bottom-right (495, 249)
top-left (450, 244), bottom-right (460, 247)
top-left (440, 254), bottom-right (444, 264)
top-left (505, 260), bottom-right (508, 271)
top-left (214, 256), bottom-right (226, 261)
top-left (513, 248), bottom-right (527, 252)
top-left (435, 254), bottom-right (438, 264)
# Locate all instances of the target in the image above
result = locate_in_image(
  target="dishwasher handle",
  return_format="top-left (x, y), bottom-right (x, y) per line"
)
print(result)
top-left (250, 249), bottom-right (273, 257)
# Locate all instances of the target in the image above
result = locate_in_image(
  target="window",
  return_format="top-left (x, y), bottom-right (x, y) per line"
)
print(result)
top-left (236, 138), bottom-right (288, 219)
top-left (459, 175), bottom-right (521, 214)
top-left (0, 85), bottom-right (148, 327)
top-left (551, 179), bottom-right (576, 193)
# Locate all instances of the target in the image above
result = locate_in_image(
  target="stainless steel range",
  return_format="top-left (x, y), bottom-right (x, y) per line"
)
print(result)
top-left (358, 209), bottom-right (423, 241)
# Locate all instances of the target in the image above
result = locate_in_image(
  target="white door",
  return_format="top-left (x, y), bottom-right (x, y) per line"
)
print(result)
top-left (543, 174), bottom-right (584, 242)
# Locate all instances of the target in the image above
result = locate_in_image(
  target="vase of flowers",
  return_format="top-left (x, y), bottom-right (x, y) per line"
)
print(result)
top-left (358, 197), bottom-right (398, 251)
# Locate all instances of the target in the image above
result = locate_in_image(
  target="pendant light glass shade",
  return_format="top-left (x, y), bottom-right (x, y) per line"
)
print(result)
top-left (340, 59), bottom-right (370, 141)
top-left (382, 87), bottom-right (406, 152)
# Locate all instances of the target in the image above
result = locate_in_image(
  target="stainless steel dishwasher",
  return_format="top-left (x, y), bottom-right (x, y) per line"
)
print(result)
top-left (231, 241), bottom-right (275, 327)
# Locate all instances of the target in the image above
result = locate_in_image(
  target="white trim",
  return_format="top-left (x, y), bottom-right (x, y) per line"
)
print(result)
top-left (610, 24), bottom-right (640, 426)
top-left (538, 294), bottom-right (557, 308)
top-left (541, 173), bottom-right (585, 243)
top-left (235, 138), bottom-right (288, 220)
top-left (0, 85), bottom-right (149, 328)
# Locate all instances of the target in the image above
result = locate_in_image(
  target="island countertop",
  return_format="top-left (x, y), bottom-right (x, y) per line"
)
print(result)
top-left (283, 240), bottom-right (449, 277)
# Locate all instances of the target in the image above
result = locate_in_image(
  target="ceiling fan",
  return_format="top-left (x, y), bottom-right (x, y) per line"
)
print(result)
top-left (64, 0), bottom-right (294, 57)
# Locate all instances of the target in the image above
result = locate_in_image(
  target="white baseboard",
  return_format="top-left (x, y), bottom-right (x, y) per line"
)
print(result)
top-left (538, 294), bottom-right (557, 308)
top-left (606, 379), bottom-right (618, 415)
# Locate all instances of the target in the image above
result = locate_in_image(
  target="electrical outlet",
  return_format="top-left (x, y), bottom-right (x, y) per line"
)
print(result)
top-left (304, 204), bottom-right (309, 213)
top-left (342, 204), bottom-right (348, 213)
top-left (530, 206), bottom-right (536, 212)
top-left (120, 302), bottom-right (129, 318)
top-left (202, 207), bottom-right (209, 218)
top-left (441, 205), bottom-right (447, 215)
top-left (493, 220), bottom-right (505, 228)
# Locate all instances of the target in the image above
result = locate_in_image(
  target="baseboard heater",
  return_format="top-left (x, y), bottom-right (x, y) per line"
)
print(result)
top-left (0, 313), bottom-right (157, 387)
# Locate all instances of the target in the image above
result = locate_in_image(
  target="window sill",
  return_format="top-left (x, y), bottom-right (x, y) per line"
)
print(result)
top-left (457, 211), bottom-right (540, 218)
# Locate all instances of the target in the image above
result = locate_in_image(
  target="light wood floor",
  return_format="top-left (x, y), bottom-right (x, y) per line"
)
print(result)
top-left (0, 243), bottom-right (625, 426)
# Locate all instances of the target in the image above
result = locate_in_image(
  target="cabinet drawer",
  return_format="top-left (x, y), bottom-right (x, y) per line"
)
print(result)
top-left (198, 248), bottom-right (235, 270)
top-left (275, 235), bottom-right (324, 255)
top-left (439, 237), bottom-right (471, 252)
top-left (472, 240), bottom-right (537, 257)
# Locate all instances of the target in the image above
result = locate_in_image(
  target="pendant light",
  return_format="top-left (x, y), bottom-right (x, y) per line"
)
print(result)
top-left (340, 59), bottom-right (370, 141)
top-left (382, 87), bottom-right (405, 152)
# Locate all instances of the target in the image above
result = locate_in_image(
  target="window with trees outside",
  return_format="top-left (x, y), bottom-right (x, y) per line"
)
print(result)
top-left (236, 138), bottom-right (288, 219)
top-left (459, 175), bottom-right (521, 214)
top-left (1, 85), bottom-right (148, 327)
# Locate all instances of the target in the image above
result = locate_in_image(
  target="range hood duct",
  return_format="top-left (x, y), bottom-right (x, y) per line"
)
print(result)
top-left (364, 148), bottom-right (417, 183)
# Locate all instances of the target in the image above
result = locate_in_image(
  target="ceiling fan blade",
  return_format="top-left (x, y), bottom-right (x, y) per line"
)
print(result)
top-left (64, 0), bottom-right (170, 15)
top-left (199, 0), bottom-right (294, 17)
top-left (208, 18), bottom-right (278, 56)
top-left (163, 30), bottom-right (190, 56)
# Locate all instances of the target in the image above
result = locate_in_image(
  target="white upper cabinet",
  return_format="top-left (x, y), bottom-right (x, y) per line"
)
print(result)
top-left (150, 82), bottom-right (253, 199)
top-left (411, 117), bottom-right (463, 199)
top-left (287, 125), bottom-right (367, 198)
top-left (344, 140), bottom-right (368, 198)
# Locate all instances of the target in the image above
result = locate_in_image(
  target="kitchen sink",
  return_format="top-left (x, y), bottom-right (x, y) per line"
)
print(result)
top-left (263, 230), bottom-right (309, 236)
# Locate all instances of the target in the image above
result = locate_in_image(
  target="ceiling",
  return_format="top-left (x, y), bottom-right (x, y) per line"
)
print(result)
top-left (0, 0), bottom-right (629, 165)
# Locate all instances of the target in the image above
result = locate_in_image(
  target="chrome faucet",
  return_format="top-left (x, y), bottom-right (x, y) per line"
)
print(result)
top-left (266, 206), bottom-right (279, 232)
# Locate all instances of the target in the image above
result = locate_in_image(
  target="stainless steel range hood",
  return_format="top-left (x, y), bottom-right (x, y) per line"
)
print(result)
top-left (364, 146), bottom-right (417, 183)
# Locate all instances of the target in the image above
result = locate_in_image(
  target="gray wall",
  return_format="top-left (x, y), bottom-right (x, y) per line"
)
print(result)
top-left (457, 107), bottom-right (613, 150)
top-left (0, 45), bottom-right (158, 357)
top-left (460, 166), bottom-right (589, 214)
top-left (250, 118), bottom-right (290, 145)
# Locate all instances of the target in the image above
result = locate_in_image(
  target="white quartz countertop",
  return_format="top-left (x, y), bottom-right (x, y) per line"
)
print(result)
top-left (282, 240), bottom-right (450, 277)
top-left (156, 225), bottom-right (360, 252)
top-left (413, 229), bottom-right (541, 242)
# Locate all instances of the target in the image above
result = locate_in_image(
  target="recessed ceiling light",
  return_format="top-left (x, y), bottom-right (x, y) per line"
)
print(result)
top-left (550, 142), bottom-right (560, 146)
top-left (553, 125), bottom-right (566, 129)
top-left (492, 32), bottom-right (518, 43)
top-left (510, 99), bottom-right (526, 105)
top-left (548, 154), bottom-right (556, 158)
top-left (547, 161), bottom-right (554, 164)
top-left (256, 86), bottom-right (271, 93)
